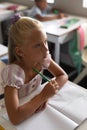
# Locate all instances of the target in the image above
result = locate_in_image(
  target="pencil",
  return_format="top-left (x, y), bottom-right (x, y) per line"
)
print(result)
top-left (33, 68), bottom-right (50, 82)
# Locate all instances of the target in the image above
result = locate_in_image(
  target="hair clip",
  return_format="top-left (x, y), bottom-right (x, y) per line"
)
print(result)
top-left (11, 13), bottom-right (21, 24)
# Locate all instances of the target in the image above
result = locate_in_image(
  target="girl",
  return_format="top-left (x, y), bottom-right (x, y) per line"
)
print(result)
top-left (27, 0), bottom-right (65, 21)
top-left (1, 14), bottom-right (68, 125)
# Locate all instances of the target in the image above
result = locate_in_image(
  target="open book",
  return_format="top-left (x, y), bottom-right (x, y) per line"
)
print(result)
top-left (3, 81), bottom-right (87, 130)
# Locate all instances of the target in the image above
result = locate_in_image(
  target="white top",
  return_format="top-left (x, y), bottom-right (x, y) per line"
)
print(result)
top-left (1, 53), bottom-right (51, 99)
top-left (28, 5), bottom-right (52, 18)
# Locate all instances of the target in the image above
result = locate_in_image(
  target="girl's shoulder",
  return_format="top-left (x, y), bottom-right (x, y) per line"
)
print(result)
top-left (1, 64), bottom-right (25, 88)
top-left (3, 64), bottom-right (25, 78)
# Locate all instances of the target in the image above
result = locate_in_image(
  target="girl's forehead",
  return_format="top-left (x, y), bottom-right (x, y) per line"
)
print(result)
top-left (30, 28), bottom-right (47, 39)
top-left (25, 28), bottom-right (47, 45)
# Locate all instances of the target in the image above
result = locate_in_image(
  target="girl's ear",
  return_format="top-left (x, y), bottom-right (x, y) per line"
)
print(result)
top-left (15, 46), bottom-right (24, 57)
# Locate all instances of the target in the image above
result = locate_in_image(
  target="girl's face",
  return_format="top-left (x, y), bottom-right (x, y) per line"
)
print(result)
top-left (36, 0), bottom-right (47, 11)
top-left (21, 28), bottom-right (49, 70)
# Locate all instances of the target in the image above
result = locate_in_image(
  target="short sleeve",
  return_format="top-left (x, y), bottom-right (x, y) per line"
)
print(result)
top-left (1, 64), bottom-right (25, 89)
top-left (45, 5), bottom-right (52, 14)
top-left (30, 5), bottom-right (42, 18)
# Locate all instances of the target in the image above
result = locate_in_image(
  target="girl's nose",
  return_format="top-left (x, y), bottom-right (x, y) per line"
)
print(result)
top-left (43, 47), bottom-right (48, 56)
top-left (42, 44), bottom-right (49, 58)
top-left (43, 43), bottom-right (48, 52)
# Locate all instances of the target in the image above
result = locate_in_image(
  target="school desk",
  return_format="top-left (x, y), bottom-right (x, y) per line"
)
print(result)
top-left (0, 2), bottom-right (27, 22)
top-left (0, 81), bottom-right (87, 130)
top-left (0, 2), bottom-right (28, 43)
top-left (42, 15), bottom-right (87, 64)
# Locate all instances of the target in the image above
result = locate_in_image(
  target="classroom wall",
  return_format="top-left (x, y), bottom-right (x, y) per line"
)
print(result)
top-left (54, 0), bottom-right (87, 17)
top-left (2, 0), bottom-right (34, 8)
top-left (1, 0), bottom-right (87, 17)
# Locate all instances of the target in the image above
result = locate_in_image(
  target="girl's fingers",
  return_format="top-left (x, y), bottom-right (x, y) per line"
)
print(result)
top-left (50, 79), bottom-right (59, 92)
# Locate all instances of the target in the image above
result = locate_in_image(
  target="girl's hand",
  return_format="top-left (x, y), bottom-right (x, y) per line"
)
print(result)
top-left (41, 79), bottom-right (59, 100)
top-left (59, 13), bottom-right (65, 18)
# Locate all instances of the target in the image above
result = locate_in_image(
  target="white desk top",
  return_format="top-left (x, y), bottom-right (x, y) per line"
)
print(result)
top-left (0, 2), bottom-right (28, 11)
top-left (0, 81), bottom-right (87, 130)
top-left (0, 2), bottom-right (28, 22)
top-left (0, 10), bottom-right (14, 22)
top-left (42, 16), bottom-right (87, 36)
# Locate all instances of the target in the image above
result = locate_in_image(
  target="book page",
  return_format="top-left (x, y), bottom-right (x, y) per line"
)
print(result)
top-left (3, 105), bottom-right (78, 130)
top-left (48, 81), bottom-right (87, 124)
top-left (15, 105), bottom-right (78, 130)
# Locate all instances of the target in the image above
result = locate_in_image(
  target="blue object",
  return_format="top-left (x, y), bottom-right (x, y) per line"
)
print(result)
top-left (0, 55), bottom-right (8, 64)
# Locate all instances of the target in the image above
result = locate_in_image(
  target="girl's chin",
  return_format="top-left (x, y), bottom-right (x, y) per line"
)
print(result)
top-left (34, 62), bottom-right (43, 69)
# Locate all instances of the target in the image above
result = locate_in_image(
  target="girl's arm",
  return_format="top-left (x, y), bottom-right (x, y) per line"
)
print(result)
top-left (48, 58), bottom-right (68, 89)
top-left (4, 79), bottom-right (58, 125)
top-left (35, 14), bottom-right (64, 21)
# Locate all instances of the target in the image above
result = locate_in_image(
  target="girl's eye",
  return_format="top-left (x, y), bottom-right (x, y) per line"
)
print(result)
top-left (45, 39), bottom-right (47, 43)
top-left (34, 43), bottom-right (41, 48)
top-left (45, 40), bottom-right (47, 44)
top-left (45, 40), bottom-right (48, 46)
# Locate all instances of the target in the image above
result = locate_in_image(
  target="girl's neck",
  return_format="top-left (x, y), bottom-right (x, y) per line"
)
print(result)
top-left (14, 61), bottom-right (36, 83)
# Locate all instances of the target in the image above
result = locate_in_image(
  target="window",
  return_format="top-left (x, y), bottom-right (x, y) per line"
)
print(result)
top-left (30, 0), bottom-right (54, 3)
top-left (47, 0), bottom-right (54, 3)
top-left (83, 0), bottom-right (87, 8)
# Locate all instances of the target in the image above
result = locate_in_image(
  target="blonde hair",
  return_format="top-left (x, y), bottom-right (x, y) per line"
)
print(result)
top-left (8, 16), bottom-right (43, 63)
